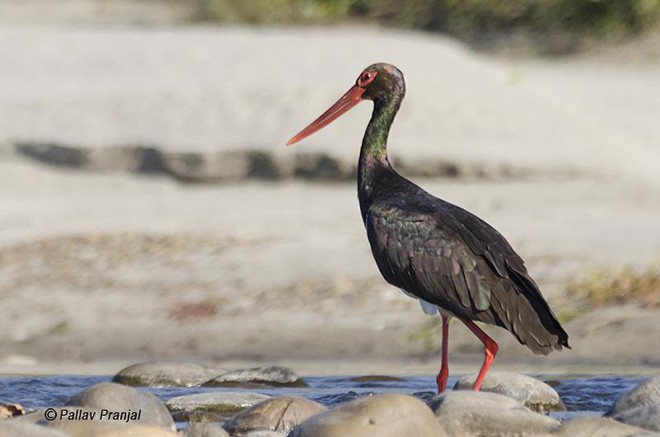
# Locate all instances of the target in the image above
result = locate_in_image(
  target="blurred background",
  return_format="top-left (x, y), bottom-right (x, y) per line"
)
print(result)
top-left (0, 0), bottom-right (658, 375)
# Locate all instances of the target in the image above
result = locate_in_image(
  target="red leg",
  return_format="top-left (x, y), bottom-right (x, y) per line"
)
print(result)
top-left (436, 315), bottom-right (450, 393)
top-left (460, 319), bottom-right (499, 391)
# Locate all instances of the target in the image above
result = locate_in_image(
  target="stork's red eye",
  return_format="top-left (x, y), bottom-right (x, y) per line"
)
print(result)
top-left (358, 71), bottom-right (377, 87)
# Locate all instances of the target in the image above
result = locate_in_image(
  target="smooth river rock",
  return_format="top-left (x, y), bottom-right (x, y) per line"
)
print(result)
top-left (223, 396), bottom-right (326, 435)
top-left (98, 425), bottom-right (179, 436)
top-left (113, 361), bottom-right (226, 387)
top-left (610, 377), bottom-right (660, 415)
top-left (454, 372), bottom-right (566, 413)
top-left (0, 421), bottom-right (68, 437)
top-left (183, 422), bottom-right (230, 437)
top-left (350, 375), bottom-right (406, 383)
top-left (289, 394), bottom-right (448, 437)
top-left (67, 382), bottom-right (176, 431)
top-left (203, 366), bottom-right (307, 388)
top-left (165, 392), bottom-right (271, 422)
top-left (553, 417), bottom-right (659, 437)
top-left (431, 390), bottom-right (560, 437)
top-left (243, 432), bottom-right (286, 437)
top-left (612, 405), bottom-right (660, 433)
top-left (609, 376), bottom-right (660, 432)
top-left (13, 406), bottom-right (149, 437)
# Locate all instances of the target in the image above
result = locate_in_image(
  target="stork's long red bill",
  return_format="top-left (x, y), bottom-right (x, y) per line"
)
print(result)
top-left (286, 85), bottom-right (365, 146)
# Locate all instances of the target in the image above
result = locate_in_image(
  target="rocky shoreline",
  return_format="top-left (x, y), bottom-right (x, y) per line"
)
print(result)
top-left (2, 362), bottom-right (659, 436)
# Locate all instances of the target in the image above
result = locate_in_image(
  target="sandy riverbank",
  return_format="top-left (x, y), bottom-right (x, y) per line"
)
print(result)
top-left (0, 23), bottom-right (658, 376)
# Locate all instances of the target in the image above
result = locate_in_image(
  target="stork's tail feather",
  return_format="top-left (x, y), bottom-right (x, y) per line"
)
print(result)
top-left (503, 265), bottom-right (570, 355)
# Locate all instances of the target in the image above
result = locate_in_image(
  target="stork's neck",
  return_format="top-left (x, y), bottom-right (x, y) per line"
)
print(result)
top-left (358, 93), bottom-right (402, 213)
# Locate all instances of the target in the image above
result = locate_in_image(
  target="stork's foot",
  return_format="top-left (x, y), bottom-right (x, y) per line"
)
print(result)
top-left (460, 318), bottom-right (499, 392)
top-left (436, 366), bottom-right (449, 393)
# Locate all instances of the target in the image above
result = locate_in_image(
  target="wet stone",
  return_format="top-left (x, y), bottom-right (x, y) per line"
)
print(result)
top-left (67, 382), bottom-right (176, 431)
top-left (350, 375), bottom-right (405, 382)
top-left (454, 372), bottom-right (566, 413)
top-left (223, 396), bottom-right (326, 436)
top-left (113, 361), bottom-right (226, 387)
top-left (165, 392), bottom-right (271, 422)
top-left (0, 400), bottom-right (25, 418)
top-left (203, 366), bottom-right (307, 388)
top-left (431, 390), bottom-right (560, 437)
top-left (610, 376), bottom-right (660, 416)
top-left (609, 376), bottom-right (660, 432)
top-left (289, 393), bottom-right (448, 437)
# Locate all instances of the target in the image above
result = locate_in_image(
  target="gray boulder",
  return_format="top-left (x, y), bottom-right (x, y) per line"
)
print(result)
top-left (223, 396), bottom-right (326, 435)
top-left (113, 361), bottom-right (226, 387)
top-left (454, 372), bottom-right (566, 412)
top-left (289, 394), bottom-right (448, 437)
top-left (553, 417), bottom-right (659, 436)
top-left (203, 366), bottom-right (307, 388)
top-left (67, 382), bottom-right (175, 431)
top-left (165, 392), bottom-right (271, 422)
top-left (431, 390), bottom-right (560, 436)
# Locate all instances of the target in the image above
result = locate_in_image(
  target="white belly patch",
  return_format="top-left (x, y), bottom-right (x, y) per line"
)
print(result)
top-left (400, 289), bottom-right (455, 318)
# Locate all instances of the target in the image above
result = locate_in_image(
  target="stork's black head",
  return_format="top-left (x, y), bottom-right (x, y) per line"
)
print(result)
top-left (287, 63), bottom-right (405, 146)
top-left (356, 63), bottom-right (405, 104)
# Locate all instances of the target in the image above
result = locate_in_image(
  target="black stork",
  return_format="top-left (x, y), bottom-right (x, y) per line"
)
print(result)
top-left (287, 63), bottom-right (570, 392)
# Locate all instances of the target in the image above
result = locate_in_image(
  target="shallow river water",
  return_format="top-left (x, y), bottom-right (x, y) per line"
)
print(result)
top-left (0, 374), bottom-right (644, 420)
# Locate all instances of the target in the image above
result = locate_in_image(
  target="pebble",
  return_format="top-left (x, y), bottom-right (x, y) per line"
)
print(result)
top-left (430, 390), bottom-right (560, 436)
top-left (165, 392), bottom-right (271, 422)
top-left (289, 394), bottom-right (448, 437)
top-left (454, 371), bottom-right (566, 412)
top-left (67, 382), bottom-right (175, 431)
top-left (223, 396), bottom-right (326, 435)
top-left (203, 366), bottom-right (307, 388)
top-left (113, 361), bottom-right (226, 387)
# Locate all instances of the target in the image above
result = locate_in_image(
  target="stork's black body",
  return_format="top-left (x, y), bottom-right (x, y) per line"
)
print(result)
top-left (288, 63), bottom-right (569, 392)
top-left (360, 156), bottom-right (569, 356)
